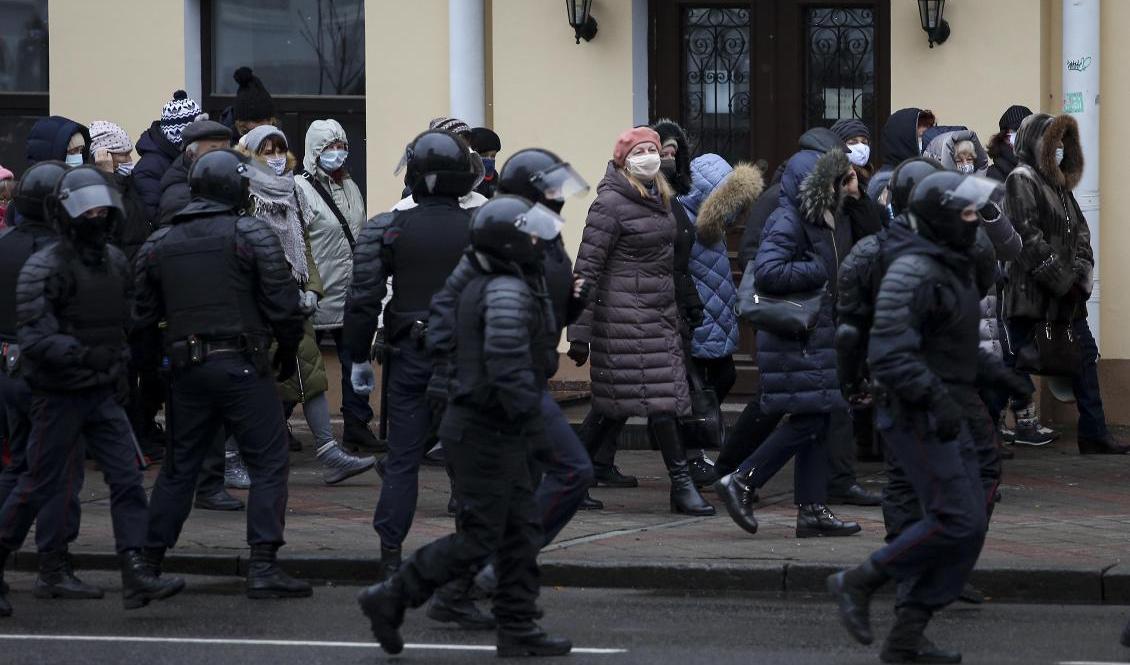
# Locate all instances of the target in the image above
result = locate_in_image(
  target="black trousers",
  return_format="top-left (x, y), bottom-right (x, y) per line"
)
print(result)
top-left (399, 409), bottom-right (542, 626)
top-left (0, 386), bottom-right (146, 554)
top-left (147, 355), bottom-right (290, 548)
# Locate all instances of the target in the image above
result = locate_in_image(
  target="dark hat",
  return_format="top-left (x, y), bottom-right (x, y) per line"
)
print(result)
top-left (469, 127), bottom-right (501, 153)
top-left (999, 105), bottom-right (1033, 132)
top-left (181, 120), bottom-right (233, 148)
top-left (233, 67), bottom-right (275, 122)
top-left (830, 118), bottom-right (870, 142)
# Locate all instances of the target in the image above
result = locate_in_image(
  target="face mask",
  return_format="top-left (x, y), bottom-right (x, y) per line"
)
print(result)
top-left (1055, 148), bottom-right (1065, 166)
top-left (266, 156), bottom-right (288, 176)
top-left (481, 158), bottom-right (496, 175)
top-left (627, 153), bottom-right (662, 180)
top-left (956, 221), bottom-right (980, 249)
top-left (115, 162), bottom-right (135, 177)
top-left (847, 144), bottom-right (870, 167)
top-left (65, 153), bottom-right (84, 168)
top-left (71, 216), bottom-right (110, 248)
top-left (319, 149), bottom-right (348, 173)
top-left (660, 157), bottom-right (677, 178)
top-left (957, 163), bottom-right (975, 175)
top-left (1007, 132), bottom-right (1016, 147)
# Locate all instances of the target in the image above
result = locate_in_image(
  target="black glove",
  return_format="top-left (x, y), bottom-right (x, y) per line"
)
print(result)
top-left (83, 345), bottom-right (118, 372)
top-left (684, 304), bottom-right (705, 330)
top-left (979, 201), bottom-right (1001, 222)
top-left (426, 365), bottom-right (450, 424)
top-left (931, 393), bottom-right (964, 442)
top-left (567, 341), bottom-right (589, 367)
top-left (273, 345), bottom-right (299, 382)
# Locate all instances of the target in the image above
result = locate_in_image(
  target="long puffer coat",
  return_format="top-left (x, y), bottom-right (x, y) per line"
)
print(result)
top-left (680, 155), bottom-right (763, 359)
top-left (755, 148), bottom-right (852, 416)
top-left (295, 119), bottom-right (366, 331)
top-left (568, 162), bottom-right (691, 419)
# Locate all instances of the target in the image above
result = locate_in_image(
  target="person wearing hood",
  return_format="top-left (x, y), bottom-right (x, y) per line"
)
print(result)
top-left (987, 105), bottom-right (1032, 183)
top-left (468, 127), bottom-right (501, 199)
top-left (867, 108), bottom-right (936, 203)
top-left (134, 90), bottom-right (203, 219)
top-left (924, 129), bottom-right (990, 176)
top-left (292, 118), bottom-right (378, 452)
top-left (566, 127), bottom-right (714, 517)
top-left (1004, 113), bottom-right (1128, 455)
top-left (156, 120), bottom-right (234, 227)
top-left (237, 126), bottom-right (375, 484)
top-left (26, 115), bottom-right (90, 168)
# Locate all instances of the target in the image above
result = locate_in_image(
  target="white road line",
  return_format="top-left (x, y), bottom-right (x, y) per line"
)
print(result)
top-left (0, 633), bottom-right (626, 654)
top-left (1058, 661), bottom-right (1130, 665)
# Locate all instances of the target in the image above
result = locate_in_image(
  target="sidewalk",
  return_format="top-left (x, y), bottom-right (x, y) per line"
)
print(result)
top-left (17, 420), bottom-right (1130, 605)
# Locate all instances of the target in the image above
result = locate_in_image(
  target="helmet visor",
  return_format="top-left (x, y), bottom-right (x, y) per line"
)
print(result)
top-left (515, 203), bottom-right (566, 240)
top-left (58, 184), bottom-right (124, 218)
top-left (243, 160), bottom-right (276, 187)
top-left (530, 162), bottom-right (590, 201)
top-left (470, 151), bottom-right (485, 189)
top-left (944, 175), bottom-right (1004, 211)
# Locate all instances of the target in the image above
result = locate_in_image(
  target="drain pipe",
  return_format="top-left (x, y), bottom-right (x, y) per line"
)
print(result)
top-left (449, 0), bottom-right (486, 127)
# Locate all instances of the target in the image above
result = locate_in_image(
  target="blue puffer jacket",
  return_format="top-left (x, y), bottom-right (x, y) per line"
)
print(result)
top-left (26, 116), bottom-right (90, 165)
top-left (755, 146), bottom-right (853, 415)
top-left (679, 155), bottom-right (764, 359)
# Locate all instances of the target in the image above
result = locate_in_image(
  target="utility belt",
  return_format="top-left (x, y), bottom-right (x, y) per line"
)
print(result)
top-left (166, 334), bottom-right (271, 374)
top-left (384, 310), bottom-right (429, 350)
top-left (1, 341), bottom-right (19, 377)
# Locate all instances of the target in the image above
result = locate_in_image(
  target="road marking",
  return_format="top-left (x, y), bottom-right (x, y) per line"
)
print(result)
top-left (1059, 661), bottom-right (1130, 665)
top-left (0, 633), bottom-right (626, 654)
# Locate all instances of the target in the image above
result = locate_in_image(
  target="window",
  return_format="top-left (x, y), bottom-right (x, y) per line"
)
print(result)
top-left (804, 8), bottom-right (877, 137)
top-left (681, 7), bottom-right (752, 165)
top-left (0, 0), bottom-right (49, 173)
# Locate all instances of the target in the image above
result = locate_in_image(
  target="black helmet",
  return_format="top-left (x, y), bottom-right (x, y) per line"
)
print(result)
top-left (186, 149), bottom-right (251, 214)
top-left (470, 195), bottom-right (564, 269)
top-left (908, 172), bottom-right (1002, 250)
top-left (888, 156), bottom-right (943, 216)
top-left (14, 160), bottom-right (66, 221)
top-left (402, 130), bottom-right (476, 198)
top-left (50, 165), bottom-right (124, 249)
top-left (498, 148), bottom-right (590, 213)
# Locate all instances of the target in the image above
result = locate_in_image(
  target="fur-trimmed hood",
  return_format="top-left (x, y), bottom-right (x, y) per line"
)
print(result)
top-left (799, 149), bottom-right (851, 228)
top-left (652, 118), bottom-right (693, 196)
top-left (1015, 113), bottom-right (1083, 190)
top-left (693, 161), bottom-right (763, 244)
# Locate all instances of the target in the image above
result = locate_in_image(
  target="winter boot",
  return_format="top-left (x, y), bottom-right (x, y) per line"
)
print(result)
top-left (578, 490), bottom-right (604, 510)
top-left (797, 504), bottom-right (861, 538)
top-left (958, 582), bottom-right (985, 605)
top-left (33, 549), bottom-right (104, 599)
top-left (343, 414), bottom-right (386, 453)
top-left (652, 419), bottom-right (714, 516)
top-left (827, 559), bottom-right (891, 645)
top-left (0, 548), bottom-right (11, 617)
top-left (880, 605), bottom-right (962, 663)
top-left (1011, 405), bottom-right (1055, 446)
top-left (1121, 618), bottom-right (1130, 648)
top-left (497, 623), bottom-right (573, 658)
top-left (194, 488), bottom-right (245, 511)
top-left (316, 441), bottom-right (375, 485)
top-left (593, 464), bottom-right (638, 488)
top-left (379, 545), bottom-right (401, 581)
top-left (427, 577), bottom-right (496, 630)
top-left (714, 469), bottom-right (759, 535)
top-left (246, 544), bottom-right (312, 599)
top-left (121, 549), bottom-right (185, 610)
top-left (688, 452), bottom-right (718, 488)
top-left (473, 562), bottom-right (498, 599)
top-left (1078, 432), bottom-right (1130, 455)
top-left (357, 576), bottom-right (408, 654)
top-left (224, 449), bottom-right (251, 489)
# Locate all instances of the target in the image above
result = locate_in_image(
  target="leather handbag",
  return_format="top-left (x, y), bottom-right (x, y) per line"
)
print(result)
top-left (1015, 320), bottom-right (1081, 378)
top-left (736, 259), bottom-right (826, 338)
top-left (679, 357), bottom-right (724, 450)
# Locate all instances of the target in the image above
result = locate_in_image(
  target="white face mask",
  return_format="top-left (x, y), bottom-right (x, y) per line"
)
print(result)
top-left (65, 153), bottom-right (84, 168)
top-left (266, 156), bottom-right (288, 176)
top-left (626, 153), bottom-right (661, 180)
top-left (847, 143), bottom-right (871, 167)
top-left (957, 163), bottom-right (975, 175)
top-left (319, 149), bottom-right (348, 173)
top-left (115, 161), bottom-right (135, 176)
top-left (1055, 147), bottom-right (1065, 166)
top-left (1007, 132), bottom-right (1016, 147)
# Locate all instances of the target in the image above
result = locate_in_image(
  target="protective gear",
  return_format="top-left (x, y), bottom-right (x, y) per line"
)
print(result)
top-left (626, 153), bottom-right (661, 180)
top-left (957, 163), bottom-right (975, 175)
top-left (185, 149), bottom-right (252, 215)
top-left (50, 165), bottom-right (124, 241)
top-left (1055, 147), bottom-right (1065, 165)
top-left (319, 149), bottom-right (348, 173)
top-left (351, 362), bottom-right (376, 395)
top-left (497, 148), bottom-right (590, 212)
top-left (64, 154), bottom-right (84, 168)
top-left (470, 195), bottom-right (563, 269)
top-left (400, 130), bottom-right (476, 198)
top-left (847, 143), bottom-right (871, 167)
top-left (115, 162), bottom-right (135, 177)
top-left (12, 161), bottom-right (66, 221)
top-left (266, 156), bottom-right (288, 176)
top-left (908, 172), bottom-right (1001, 251)
top-left (887, 157), bottom-right (943, 217)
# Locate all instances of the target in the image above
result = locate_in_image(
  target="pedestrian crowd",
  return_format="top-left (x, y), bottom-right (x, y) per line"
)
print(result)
top-left (0, 65), bottom-right (1126, 662)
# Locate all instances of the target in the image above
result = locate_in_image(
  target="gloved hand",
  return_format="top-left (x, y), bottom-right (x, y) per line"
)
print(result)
top-left (83, 345), bottom-right (118, 372)
top-left (684, 304), bottom-right (705, 330)
top-left (979, 201), bottom-right (1002, 222)
top-left (298, 290), bottom-right (319, 316)
top-left (272, 346), bottom-right (298, 383)
top-left (843, 379), bottom-right (873, 409)
top-left (932, 393), bottom-right (964, 442)
top-left (1031, 253), bottom-right (1077, 297)
top-left (572, 277), bottom-right (593, 301)
top-left (351, 362), bottom-right (376, 395)
top-left (567, 341), bottom-right (589, 367)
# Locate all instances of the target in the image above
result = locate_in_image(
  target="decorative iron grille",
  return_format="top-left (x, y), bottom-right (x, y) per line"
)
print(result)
top-left (805, 8), bottom-right (876, 135)
top-left (681, 8), bottom-right (752, 164)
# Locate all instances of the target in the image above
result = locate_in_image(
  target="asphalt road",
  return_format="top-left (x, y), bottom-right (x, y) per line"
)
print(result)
top-left (0, 571), bottom-right (1128, 665)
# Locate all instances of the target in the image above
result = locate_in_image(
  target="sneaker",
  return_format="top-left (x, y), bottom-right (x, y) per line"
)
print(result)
top-left (998, 425), bottom-right (1015, 443)
top-left (317, 441), bottom-right (375, 485)
top-left (224, 450), bottom-right (251, 490)
top-left (1013, 420), bottom-right (1055, 447)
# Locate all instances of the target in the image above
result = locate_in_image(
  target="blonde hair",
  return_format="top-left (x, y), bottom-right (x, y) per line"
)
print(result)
top-left (234, 143), bottom-right (299, 175)
top-left (621, 168), bottom-right (674, 207)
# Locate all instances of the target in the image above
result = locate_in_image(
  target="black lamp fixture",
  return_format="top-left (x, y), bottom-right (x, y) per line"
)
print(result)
top-left (917, 0), bottom-right (950, 48)
top-left (566, 0), bottom-right (598, 44)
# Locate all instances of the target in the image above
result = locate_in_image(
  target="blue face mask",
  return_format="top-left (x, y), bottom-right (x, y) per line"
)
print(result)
top-left (65, 153), bottom-right (84, 168)
top-left (481, 158), bottom-right (496, 175)
top-left (318, 149), bottom-right (348, 173)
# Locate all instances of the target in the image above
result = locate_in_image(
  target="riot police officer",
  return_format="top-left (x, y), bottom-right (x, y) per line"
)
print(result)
top-left (345, 130), bottom-right (477, 578)
top-left (358, 195), bottom-right (571, 657)
top-left (135, 149), bottom-right (311, 599)
top-left (0, 161), bottom-right (103, 604)
top-left (0, 166), bottom-right (185, 615)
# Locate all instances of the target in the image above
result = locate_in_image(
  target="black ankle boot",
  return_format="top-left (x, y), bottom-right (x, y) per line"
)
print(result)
top-left (427, 578), bottom-right (496, 630)
top-left (797, 504), bottom-right (861, 538)
top-left (593, 464), bottom-right (639, 488)
top-left (688, 454), bottom-right (718, 488)
top-left (379, 545), bottom-right (401, 581)
top-left (246, 544), bottom-right (312, 599)
top-left (714, 469), bottom-right (758, 534)
top-left (497, 623), bottom-right (572, 658)
top-left (357, 576), bottom-right (408, 654)
top-left (880, 606), bottom-right (961, 663)
top-left (827, 559), bottom-right (890, 645)
top-left (121, 549), bottom-right (185, 610)
top-left (652, 419), bottom-right (714, 516)
top-left (0, 548), bottom-right (11, 618)
top-left (34, 549), bottom-right (104, 599)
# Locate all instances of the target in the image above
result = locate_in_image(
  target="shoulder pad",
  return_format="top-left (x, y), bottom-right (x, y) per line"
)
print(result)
top-left (886, 253), bottom-right (936, 281)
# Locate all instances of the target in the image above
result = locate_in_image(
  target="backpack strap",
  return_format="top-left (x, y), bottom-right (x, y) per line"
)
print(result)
top-left (301, 171), bottom-right (356, 249)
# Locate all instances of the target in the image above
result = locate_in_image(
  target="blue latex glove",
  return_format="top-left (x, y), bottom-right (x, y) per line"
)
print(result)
top-left (351, 362), bottom-right (376, 395)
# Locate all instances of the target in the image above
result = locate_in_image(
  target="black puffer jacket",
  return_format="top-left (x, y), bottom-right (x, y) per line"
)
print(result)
top-left (1003, 113), bottom-right (1091, 322)
top-left (155, 153), bottom-right (191, 227)
top-left (134, 122), bottom-right (182, 218)
top-left (109, 172), bottom-right (152, 261)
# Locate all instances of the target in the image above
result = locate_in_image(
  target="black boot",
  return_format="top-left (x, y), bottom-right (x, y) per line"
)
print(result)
top-left (343, 414), bottom-right (387, 453)
top-left (34, 549), bottom-right (104, 599)
top-left (827, 559), bottom-right (890, 645)
top-left (379, 545), bottom-right (401, 581)
top-left (578, 490), bottom-right (604, 510)
top-left (796, 504), bottom-right (861, 538)
top-left (427, 577), bottom-right (496, 630)
top-left (688, 453), bottom-right (718, 488)
top-left (652, 419), bottom-right (714, 516)
top-left (1121, 618), bottom-right (1130, 647)
top-left (121, 549), bottom-right (185, 610)
top-left (1078, 433), bottom-right (1130, 455)
top-left (0, 548), bottom-right (11, 618)
top-left (497, 623), bottom-right (572, 658)
top-left (246, 544), bottom-right (312, 599)
top-left (593, 464), bottom-right (638, 488)
top-left (357, 576), bottom-right (407, 654)
top-left (957, 582), bottom-right (984, 604)
top-left (880, 605), bottom-right (962, 664)
top-left (714, 469), bottom-right (759, 535)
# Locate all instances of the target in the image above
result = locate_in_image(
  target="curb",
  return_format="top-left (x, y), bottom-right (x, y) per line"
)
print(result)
top-left (15, 551), bottom-right (1126, 605)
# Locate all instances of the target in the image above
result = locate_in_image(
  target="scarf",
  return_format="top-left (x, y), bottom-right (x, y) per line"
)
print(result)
top-left (250, 171), bottom-right (309, 285)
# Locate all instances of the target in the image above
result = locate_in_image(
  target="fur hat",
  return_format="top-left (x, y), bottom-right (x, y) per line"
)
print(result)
top-left (613, 127), bottom-right (661, 168)
top-left (233, 67), bottom-right (275, 122)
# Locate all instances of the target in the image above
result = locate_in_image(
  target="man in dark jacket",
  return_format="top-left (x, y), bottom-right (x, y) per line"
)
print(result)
top-left (155, 120), bottom-right (233, 227)
top-left (26, 115), bottom-right (90, 167)
top-left (358, 196), bottom-right (571, 658)
top-left (0, 166), bottom-right (185, 616)
top-left (867, 108), bottom-right (936, 202)
top-left (135, 149), bottom-right (311, 599)
top-left (986, 105), bottom-right (1032, 182)
top-left (135, 90), bottom-right (202, 219)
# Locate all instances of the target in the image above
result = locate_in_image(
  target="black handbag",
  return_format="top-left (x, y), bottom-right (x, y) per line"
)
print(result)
top-left (679, 358), bottom-right (724, 450)
top-left (1015, 320), bottom-right (1081, 378)
top-left (736, 259), bottom-right (826, 337)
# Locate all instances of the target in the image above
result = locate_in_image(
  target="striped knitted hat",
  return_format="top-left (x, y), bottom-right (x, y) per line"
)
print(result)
top-left (161, 90), bottom-right (202, 146)
top-left (428, 116), bottom-right (472, 138)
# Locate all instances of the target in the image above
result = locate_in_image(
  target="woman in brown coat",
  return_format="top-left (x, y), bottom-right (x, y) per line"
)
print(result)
top-left (567, 127), bottom-right (713, 516)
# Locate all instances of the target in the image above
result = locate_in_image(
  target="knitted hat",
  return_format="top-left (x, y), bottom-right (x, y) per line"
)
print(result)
top-left (240, 124), bottom-right (287, 154)
top-left (89, 120), bottom-right (134, 155)
top-left (999, 105), bottom-right (1033, 132)
top-left (161, 90), bottom-right (202, 146)
top-left (181, 120), bottom-right (233, 148)
top-left (613, 127), bottom-right (661, 167)
top-left (0, 165), bottom-right (13, 181)
top-left (830, 118), bottom-right (870, 143)
top-left (468, 127), bottom-right (501, 153)
top-left (233, 67), bottom-right (275, 122)
top-left (429, 116), bottom-right (472, 137)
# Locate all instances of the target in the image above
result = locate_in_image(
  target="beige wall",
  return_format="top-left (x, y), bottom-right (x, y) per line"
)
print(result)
top-left (49, 0), bottom-right (187, 152)
top-left (1099, 0), bottom-right (1130, 358)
